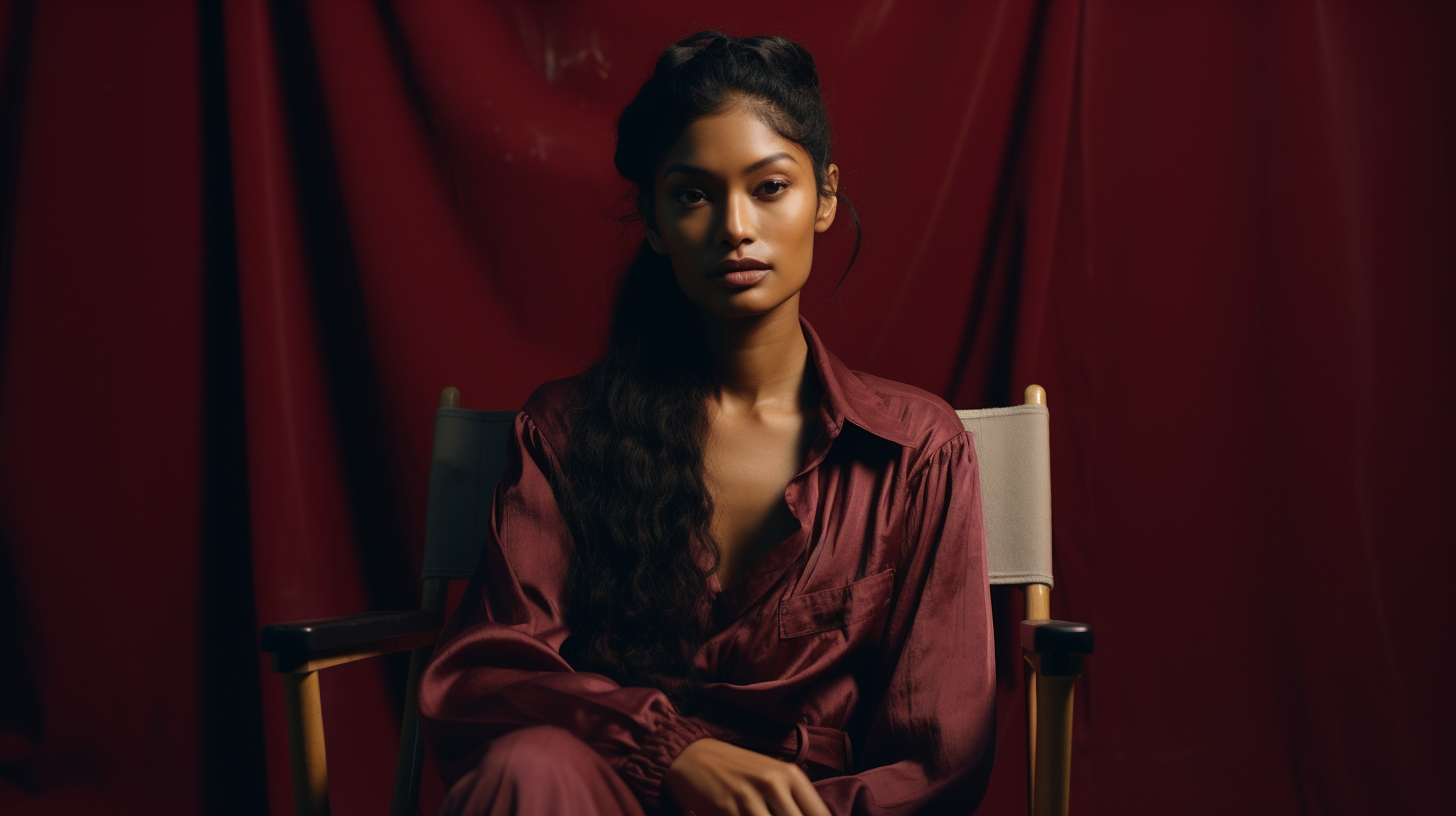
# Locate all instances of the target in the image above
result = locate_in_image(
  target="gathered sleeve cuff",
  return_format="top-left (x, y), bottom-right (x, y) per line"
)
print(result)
top-left (616, 714), bottom-right (715, 812)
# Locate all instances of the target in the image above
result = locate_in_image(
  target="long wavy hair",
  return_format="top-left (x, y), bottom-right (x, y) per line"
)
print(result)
top-left (553, 31), bottom-right (860, 705)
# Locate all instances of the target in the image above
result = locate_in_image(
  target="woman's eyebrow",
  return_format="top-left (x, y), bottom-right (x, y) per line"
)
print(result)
top-left (662, 151), bottom-right (797, 179)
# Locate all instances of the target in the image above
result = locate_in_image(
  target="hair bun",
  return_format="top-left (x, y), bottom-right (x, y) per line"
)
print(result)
top-left (656, 30), bottom-right (729, 75)
top-left (687, 30), bottom-right (729, 52)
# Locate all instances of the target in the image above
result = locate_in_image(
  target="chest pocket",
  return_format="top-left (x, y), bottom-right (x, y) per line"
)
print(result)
top-left (778, 568), bottom-right (896, 639)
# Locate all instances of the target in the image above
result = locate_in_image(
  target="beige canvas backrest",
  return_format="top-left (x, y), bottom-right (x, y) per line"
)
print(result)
top-left (957, 403), bottom-right (1054, 587)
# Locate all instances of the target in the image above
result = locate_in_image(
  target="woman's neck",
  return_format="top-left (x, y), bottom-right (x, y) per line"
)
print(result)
top-left (698, 298), bottom-right (814, 412)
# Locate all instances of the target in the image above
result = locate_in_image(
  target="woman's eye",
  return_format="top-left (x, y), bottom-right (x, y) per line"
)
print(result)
top-left (759, 180), bottom-right (790, 196)
top-left (675, 189), bottom-right (707, 205)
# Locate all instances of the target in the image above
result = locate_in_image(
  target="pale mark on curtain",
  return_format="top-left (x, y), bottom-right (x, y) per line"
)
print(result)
top-left (542, 33), bottom-right (612, 83)
top-left (847, 0), bottom-right (898, 46)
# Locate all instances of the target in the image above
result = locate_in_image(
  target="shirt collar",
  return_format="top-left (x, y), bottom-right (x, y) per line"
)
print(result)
top-left (800, 315), bottom-right (917, 447)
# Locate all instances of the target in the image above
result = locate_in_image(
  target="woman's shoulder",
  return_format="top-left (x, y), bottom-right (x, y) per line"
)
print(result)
top-left (516, 375), bottom-right (581, 453)
top-left (840, 369), bottom-right (970, 464)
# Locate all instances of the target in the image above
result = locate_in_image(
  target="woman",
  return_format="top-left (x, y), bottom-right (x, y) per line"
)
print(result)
top-left (420, 31), bottom-right (995, 816)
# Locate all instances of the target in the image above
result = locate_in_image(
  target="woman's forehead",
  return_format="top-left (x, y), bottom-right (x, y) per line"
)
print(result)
top-left (656, 105), bottom-right (810, 181)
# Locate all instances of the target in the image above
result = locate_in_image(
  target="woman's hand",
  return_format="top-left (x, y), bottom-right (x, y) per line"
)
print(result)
top-left (665, 738), bottom-right (832, 816)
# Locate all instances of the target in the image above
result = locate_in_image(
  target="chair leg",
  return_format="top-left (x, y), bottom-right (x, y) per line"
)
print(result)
top-left (1032, 671), bottom-right (1076, 816)
top-left (391, 576), bottom-right (447, 816)
top-left (389, 644), bottom-right (431, 816)
top-left (1024, 583), bottom-right (1050, 816)
top-left (284, 671), bottom-right (330, 816)
top-left (1025, 654), bottom-right (1038, 816)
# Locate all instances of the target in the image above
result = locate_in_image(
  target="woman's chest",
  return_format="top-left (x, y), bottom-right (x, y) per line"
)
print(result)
top-left (703, 410), bottom-right (815, 587)
top-left (698, 446), bottom-right (911, 686)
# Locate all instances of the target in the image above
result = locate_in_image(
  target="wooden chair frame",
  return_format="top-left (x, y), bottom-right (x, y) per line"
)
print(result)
top-left (1015, 386), bottom-right (1094, 816)
top-left (259, 385), bottom-right (1093, 816)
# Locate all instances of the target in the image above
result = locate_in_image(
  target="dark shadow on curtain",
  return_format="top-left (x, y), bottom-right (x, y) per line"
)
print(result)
top-left (0, 532), bottom-right (42, 793)
top-left (948, 0), bottom-right (1052, 407)
top-left (0, 0), bottom-right (41, 793)
top-left (266, 0), bottom-right (415, 703)
top-left (370, 0), bottom-right (460, 204)
top-left (0, 0), bottom-right (36, 376)
top-left (196, 1), bottom-right (268, 812)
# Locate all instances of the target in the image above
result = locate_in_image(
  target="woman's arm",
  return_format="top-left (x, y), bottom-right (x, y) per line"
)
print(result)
top-left (812, 432), bottom-right (997, 815)
top-left (418, 409), bottom-right (712, 811)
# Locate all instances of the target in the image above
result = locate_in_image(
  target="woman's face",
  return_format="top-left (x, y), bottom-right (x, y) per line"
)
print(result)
top-left (647, 100), bottom-right (838, 319)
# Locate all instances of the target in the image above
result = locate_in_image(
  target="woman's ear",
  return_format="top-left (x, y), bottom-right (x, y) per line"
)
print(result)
top-left (645, 226), bottom-right (668, 255)
top-left (643, 201), bottom-right (669, 255)
top-left (815, 164), bottom-right (840, 233)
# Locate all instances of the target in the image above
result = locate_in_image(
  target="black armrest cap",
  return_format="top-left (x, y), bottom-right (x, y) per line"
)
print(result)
top-left (1021, 619), bottom-right (1095, 655)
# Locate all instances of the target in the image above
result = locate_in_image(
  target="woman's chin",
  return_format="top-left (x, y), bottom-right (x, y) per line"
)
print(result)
top-left (694, 292), bottom-right (801, 321)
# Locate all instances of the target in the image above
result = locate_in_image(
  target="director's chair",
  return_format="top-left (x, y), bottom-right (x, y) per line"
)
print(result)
top-left (260, 384), bottom-right (1092, 816)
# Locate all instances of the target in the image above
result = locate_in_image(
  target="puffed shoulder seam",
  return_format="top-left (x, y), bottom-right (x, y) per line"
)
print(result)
top-left (904, 429), bottom-right (973, 488)
top-left (617, 716), bottom-right (715, 813)
top-left (518, 377), bottom-right (577, 445)
top-left (898, 432), bottom-right (975, 566)
top-left (514, 407), bottom-right (569, 477)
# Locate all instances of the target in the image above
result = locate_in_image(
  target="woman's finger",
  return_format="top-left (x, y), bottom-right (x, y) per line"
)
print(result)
top-left (788, 767), bottom-right (832, 816)
top-left (738, 783), bottom-right (779, 816)
top-left (756, 774), bottom-right (806, 816)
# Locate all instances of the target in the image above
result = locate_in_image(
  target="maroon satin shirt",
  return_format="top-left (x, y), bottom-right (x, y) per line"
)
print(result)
top-left (419, 317), bottom-right (995, 815)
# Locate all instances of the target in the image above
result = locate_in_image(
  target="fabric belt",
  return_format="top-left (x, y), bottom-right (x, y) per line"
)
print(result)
top-left (726, 722), bottom-right (854, 779)
top-left (787, 721), bottom-right (855, 777)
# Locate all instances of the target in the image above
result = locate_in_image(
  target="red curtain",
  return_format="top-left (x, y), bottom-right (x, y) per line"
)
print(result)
top-left (1, 1), bottom-right (1452, 814)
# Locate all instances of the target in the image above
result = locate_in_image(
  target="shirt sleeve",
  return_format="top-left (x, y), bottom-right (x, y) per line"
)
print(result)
top-left (417, 409), bottom-right (712, 810)
top-left (812, 431), bottom-right (998, 815)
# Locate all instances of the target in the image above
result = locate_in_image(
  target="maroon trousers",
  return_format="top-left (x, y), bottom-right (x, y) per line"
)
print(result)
top-left (439, 726), bottom-right (648, 816)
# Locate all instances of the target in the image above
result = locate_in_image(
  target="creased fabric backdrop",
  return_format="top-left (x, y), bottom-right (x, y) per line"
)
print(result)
top-left (1, 0), bottom-right (1452, 814)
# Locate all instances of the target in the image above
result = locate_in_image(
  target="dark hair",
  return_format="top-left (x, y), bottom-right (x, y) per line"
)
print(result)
top-left (554, 31), bottom-right (855, 704)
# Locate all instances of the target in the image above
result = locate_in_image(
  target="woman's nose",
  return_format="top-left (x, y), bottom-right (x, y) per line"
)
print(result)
top-left (717, 191), bottom-right (756, 248)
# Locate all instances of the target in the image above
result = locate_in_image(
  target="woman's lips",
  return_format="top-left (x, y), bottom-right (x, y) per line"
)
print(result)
top-left (711, 258), bottom-right (771, 288)
top-left (719, 268), bottom-right (770, 287)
